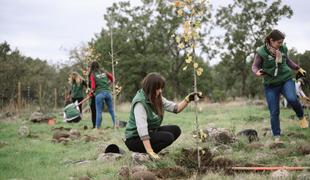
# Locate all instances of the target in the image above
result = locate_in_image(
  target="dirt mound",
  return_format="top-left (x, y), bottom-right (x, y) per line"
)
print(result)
top-left (151, 166), bottom-right (188, 179)
top-left (176, 147), bottom-right (213, 170)
top-left (269, 142), bottom-right (285, 149)
top-left (175, 147), bottom-right (235, 175)
top-left (212, 157), bottom-right (234, 175)
top-left (298, 144), bottom-right (310, 155)
top-left (286, 132), bottom-right (306, 139)
top-left (131, 170), bottom-right (156, 180)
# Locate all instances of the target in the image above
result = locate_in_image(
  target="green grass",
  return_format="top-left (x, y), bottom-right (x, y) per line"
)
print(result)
top-left (0, 103), bottom-right (309, 180)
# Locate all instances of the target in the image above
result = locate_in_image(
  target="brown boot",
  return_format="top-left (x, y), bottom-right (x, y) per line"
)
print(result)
top-left (299, 117), bottom-right (309, 128)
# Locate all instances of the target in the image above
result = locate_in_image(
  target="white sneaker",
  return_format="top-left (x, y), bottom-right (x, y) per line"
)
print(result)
top-left (274, 136), bottom-right (281, 143)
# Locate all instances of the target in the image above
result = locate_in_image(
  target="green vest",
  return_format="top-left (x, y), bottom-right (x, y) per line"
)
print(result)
top-left (94, 72), bottom-right (110, 96)
top-left (71, 81), bottom-right (85, 99)
top-left (257, 45), bottom-right (293, 86)
top-left (125, 89), bottom-right (163, 139)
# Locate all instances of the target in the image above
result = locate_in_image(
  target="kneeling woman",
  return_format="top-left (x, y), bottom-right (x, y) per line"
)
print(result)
top-left (125, 72), bottom-right (201, 159)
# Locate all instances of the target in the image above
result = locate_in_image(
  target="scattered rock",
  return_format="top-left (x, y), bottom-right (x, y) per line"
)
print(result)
top-left (97, 153), bottom-right (122, 162)
top-left (298, 144), bottom-right (310, 155)
top-left (118, 166), bottom-right (130, 179)
top-left (286, 132), bottom-right (306, 139)
top-left (18, 126), bottom-right (30, 137)
top-left (53, 131), bottom-right (70, 141)
top-left (131, 165), bottom-right (148, 174)
top-left (270, 169), bottom-right (289, 179)
top-left (131, 171), bottom-right (156, 180)
top-left (69, 129), bottom-right (81, 137)
top-left (51, 127), bottom-right (71, 132)
top-left (204, 127), bottom-right (235, 144)
top-left (132, 152), bottom-right (151, 165)
top-left (297, 172), bottom-right (310, 180)
top-left (152, 166), bottom-right (187, 179)
top-left (29, 112), bottom-right (50, 123)
top-left (269, 142), bottom-right (285, 149)
top-left (237, 129), bottom-right (259, 143)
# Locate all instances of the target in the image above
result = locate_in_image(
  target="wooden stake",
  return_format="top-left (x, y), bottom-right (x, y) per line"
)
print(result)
top-left (17, 81), bottom-right (21, 110)
top-left (54, 88), bottom-right (57, 109)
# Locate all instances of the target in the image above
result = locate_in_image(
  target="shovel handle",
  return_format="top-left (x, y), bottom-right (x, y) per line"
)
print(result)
top-left (77, 95), bottom-right (91, 106)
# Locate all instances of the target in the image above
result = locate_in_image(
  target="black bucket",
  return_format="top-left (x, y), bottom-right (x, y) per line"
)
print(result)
top-left (105, 144), bottom-right (121, 154)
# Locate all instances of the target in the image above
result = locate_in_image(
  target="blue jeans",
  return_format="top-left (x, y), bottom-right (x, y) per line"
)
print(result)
top-left (264, 79), bottom-right (304, 136)
top-left (95, 91), bottom-right (115, 128)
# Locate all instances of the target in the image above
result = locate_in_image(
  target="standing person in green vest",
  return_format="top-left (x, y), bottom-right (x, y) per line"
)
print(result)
top-left (124, 72), bottom-right (202, 160)
top-left (252, 29), bottom-right (309, 142)
top-left (68, 71), bottom-right (87, 114)
top-left (89, 61), bottom-right (116, 129)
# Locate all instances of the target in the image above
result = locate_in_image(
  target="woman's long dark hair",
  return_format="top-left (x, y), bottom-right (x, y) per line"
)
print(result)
top-left (265, 29), bottom-right (285, 44)
top-left (142, 73), bottom-right (165, 118)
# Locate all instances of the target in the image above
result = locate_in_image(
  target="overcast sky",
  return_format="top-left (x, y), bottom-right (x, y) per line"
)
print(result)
top-left (0, 0), bottom-right (309, 65)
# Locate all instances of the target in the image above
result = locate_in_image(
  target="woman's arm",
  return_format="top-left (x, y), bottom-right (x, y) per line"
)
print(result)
top-left (252, 54), bottom-right (264, 76)
top-left (176, 100), bottom-right (188, 113)
top-left (107, 72), bottom-right (114, 82)
top-left (162, 97), bottom-right (188, 114)
top-left (134, 103), bottom-right (160, 159)
top-left (286, 57), bottom-right (300, 70)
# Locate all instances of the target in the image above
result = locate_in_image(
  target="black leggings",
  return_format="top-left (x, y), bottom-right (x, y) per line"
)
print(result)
top-left (125, 125), bottom-right (181, 153)
top-left (90, 97), bottom-right (96, 128)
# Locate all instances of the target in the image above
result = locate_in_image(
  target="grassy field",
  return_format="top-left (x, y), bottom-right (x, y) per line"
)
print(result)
top-left (0, 100), bottom-right (309, 180)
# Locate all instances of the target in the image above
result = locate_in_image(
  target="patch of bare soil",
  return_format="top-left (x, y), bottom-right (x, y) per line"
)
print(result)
top-left (286, 132), bottom-right (306, 139)
top-left (298, 144), bottom-right (310, 155)
top-left (175, 147), bottom-right (235, 175)
top-left (269, 142), bottom-right (285, 149)
top-left (151, 166), bottom-right (188, 179)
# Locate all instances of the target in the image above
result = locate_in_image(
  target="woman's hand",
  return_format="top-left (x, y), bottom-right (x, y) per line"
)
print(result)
top-left (185, 92), bottom-right (203, 102)
top-left (147, 150), bottom-right (160, 160)
top-left (256, 69), bottom-right (264, 77)
top-left (296, 68), bottom-right (306, 79)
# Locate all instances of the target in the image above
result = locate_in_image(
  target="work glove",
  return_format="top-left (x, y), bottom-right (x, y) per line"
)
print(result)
top-left (185, 92), bottom-right (203, 102)
top-left (147, 150), bottom-right (160, 160)
top-left (296, 68), bottom-right (306, 79)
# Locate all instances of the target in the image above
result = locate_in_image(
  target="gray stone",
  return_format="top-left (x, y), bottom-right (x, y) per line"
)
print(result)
top-left (18, 126), bottom-right (30, 137)
top-left (204, 127), bottom-right (235, 144)
top-left (29, 112), bottom-right (45, 122)
top-left (118, 166), bottom-right (130, 179)
top-left (69, 129), bottom-right (81, 137)
top-left (270, 169), bottom-right (290, 179)
top-left (131, 171), bottom-right (156, 180)
top-left (297, 172), bottom-right (310, 180)
top-left (131, 165), bottom-right (148, 173)
top-left (131, 152), bottom-right (151, 165)
top-left (97, 153), bottom-right (122, 162)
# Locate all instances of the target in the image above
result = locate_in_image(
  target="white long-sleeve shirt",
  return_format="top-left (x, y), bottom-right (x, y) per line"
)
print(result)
top-left (134, 97), bottom-right (178, 140)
